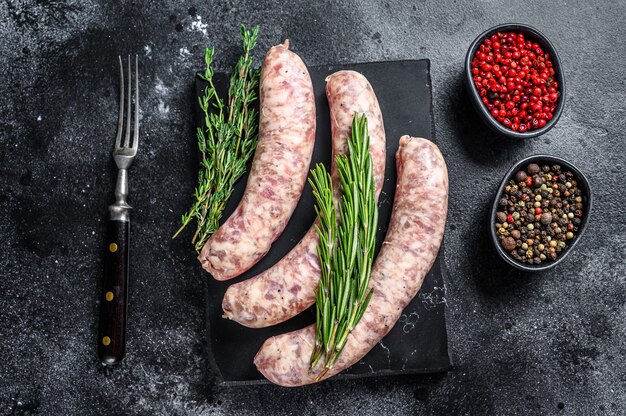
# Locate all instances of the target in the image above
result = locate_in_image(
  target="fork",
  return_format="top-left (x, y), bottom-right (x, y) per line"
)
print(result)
top-left (98, 55), bottom-right (139, 365)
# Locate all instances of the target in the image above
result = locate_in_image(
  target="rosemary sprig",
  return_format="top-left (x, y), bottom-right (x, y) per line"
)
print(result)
top-left (309, 113), bottom-right (378, 377)
top-left (173, 25), bottom-right (261, 251)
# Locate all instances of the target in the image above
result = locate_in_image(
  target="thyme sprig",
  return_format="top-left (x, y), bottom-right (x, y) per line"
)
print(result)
top-left (309, 114), bottom-right (378, 378)
top-left (173, 25), bottom-right (261, 251)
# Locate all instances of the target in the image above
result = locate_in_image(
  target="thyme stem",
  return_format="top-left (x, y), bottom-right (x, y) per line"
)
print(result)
top-left (174, 25), bottom-right (261, 252)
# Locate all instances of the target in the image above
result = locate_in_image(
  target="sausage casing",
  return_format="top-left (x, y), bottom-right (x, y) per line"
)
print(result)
top-left (198, 41), bottom-right (316, 281)
top-left (254, 136), bottom-right (448, 386)
top-left (222, 70), bottom-right (386, 325)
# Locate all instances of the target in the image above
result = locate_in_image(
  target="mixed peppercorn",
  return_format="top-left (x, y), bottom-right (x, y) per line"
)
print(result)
top-left (495, 163), bottom-right (585, 265)
top-left (471, 31), bottom-right (560, 133)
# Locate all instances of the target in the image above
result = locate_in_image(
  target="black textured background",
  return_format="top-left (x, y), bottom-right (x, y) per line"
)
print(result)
top-left (1, 0), bottom-right (624, 415)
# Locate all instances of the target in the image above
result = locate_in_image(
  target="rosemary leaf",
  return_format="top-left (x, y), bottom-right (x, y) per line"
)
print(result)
top-left (309, 113), bottom-right (378, 375)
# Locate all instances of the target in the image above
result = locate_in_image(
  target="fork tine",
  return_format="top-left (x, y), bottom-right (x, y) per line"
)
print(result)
top-left (124, 55), bottom-right (132, 148)
top-left (115, 56), bottom-right (124, 149)
top-left (132, 55), bottom-right (139, 150)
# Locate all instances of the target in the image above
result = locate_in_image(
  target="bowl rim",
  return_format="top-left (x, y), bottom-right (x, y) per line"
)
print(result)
top-left (489, 155), bottom-right (593, 272)
top-left (465, 23), bottom-right (566, 139)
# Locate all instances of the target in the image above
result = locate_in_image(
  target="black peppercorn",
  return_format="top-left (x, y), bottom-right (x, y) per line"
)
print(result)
top-left (495, 162), bottom-right (585, 266)
top-left (527, 163), bottom-right (541, 174)
top-left (541, 212), bottom-right (552, 225)
top-left (502, 237), bottom-right (516, 252)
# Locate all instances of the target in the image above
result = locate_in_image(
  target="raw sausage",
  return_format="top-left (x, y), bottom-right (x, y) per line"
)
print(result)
top-left (222, 71), bottom-right (385, 324)
top-left (198, 40), bottom-right (316, 280)
top-left (254, 136), bottom-right (448, 386)
top-left (222, 71), bottom-right (386, 325)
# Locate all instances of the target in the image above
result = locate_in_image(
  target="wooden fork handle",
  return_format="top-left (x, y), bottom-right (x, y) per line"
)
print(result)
top-left (98, 219), bottom-right (130, 365)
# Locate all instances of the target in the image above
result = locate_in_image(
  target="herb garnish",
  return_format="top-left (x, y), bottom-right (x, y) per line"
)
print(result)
top-left (173, 25), bottom-right (261, 251)
top-left (309, 114), bottom-right (378, 378)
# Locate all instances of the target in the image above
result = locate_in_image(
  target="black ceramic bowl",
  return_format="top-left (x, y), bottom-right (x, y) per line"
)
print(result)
top-left (465, 23), bottom-right (566, 139)
top-left (489, 155), bottom-right (592, 272)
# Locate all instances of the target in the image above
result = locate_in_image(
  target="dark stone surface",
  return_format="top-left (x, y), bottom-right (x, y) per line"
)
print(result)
top-left (204, 60), bottom-right (451, 384)
top-left (0, 0), bottom-right (624, 414)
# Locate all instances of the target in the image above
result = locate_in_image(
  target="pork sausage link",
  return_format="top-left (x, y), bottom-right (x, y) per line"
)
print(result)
top-left (198, 40), bottom-right (316, 280)
top-left (222, 71), bottom-right (386, 325)
top-left (254, 136), bottom-right (448, 386)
